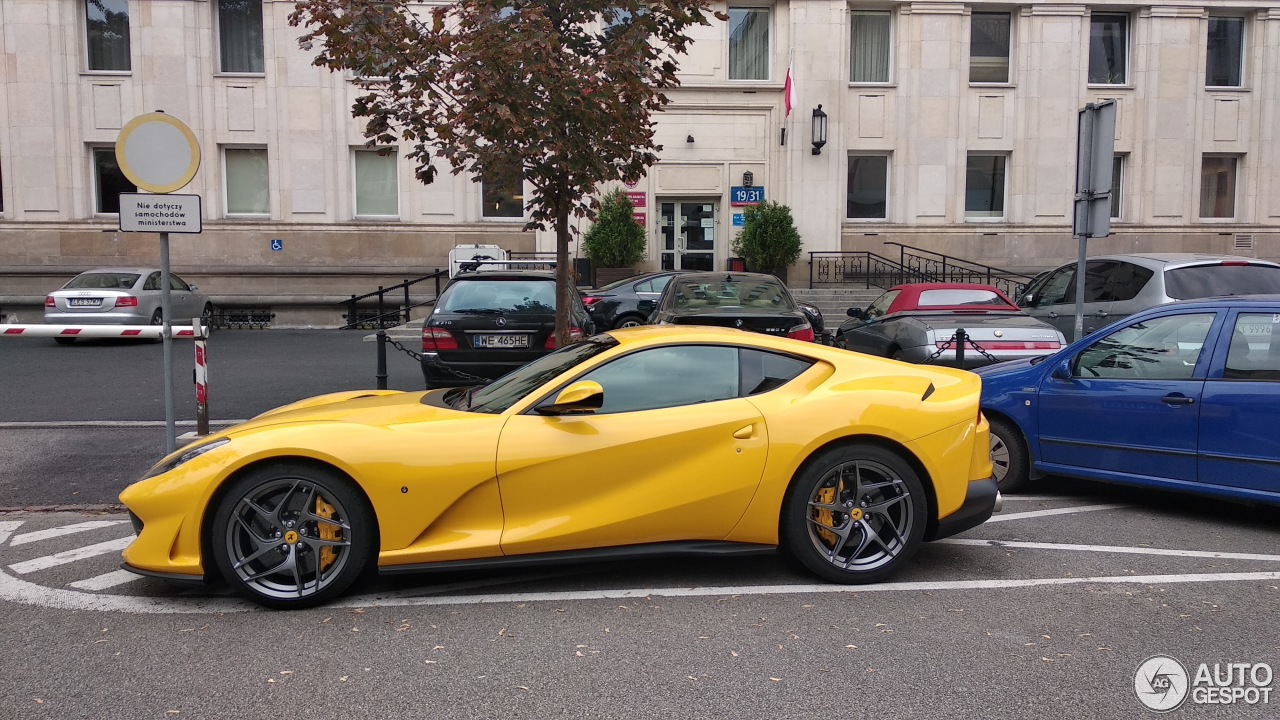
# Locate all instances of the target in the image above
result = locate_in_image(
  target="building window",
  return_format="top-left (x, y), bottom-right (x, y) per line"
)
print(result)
top-left (354, 150), bottom-right (399, 218)
top-left (1088, 14), bottom-right (1128, 85)
top-left (850, 11), bottom-right (891, 83)
top-left (847, 155), bottom-right (888, 219)
top-left (217, 0), bottom-right (265, 74)
top-left (93, 147), bottom-right (136, 214)
top-left (86, 0), bottom-right (131, 72)
top-left (1200, 156), bottom-right (1238, 219)
top-left (965, 155), bottom-right (1006, 219)
top-left (224, 148), bottom-right (270, 216)
top-left (1110, 155), bottom-right (1124, 220)
top-left (482, 159), bottom-right (523, 219)
top-left (728, 8), bottom-right (770, 80)
top-left (1206, 17), bottom-right (1245, 88)
top-left (969, 12), bottom-right (1011, 83)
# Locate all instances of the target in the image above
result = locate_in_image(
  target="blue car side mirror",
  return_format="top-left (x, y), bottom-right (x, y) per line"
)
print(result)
top-left (1051, 360), bottom-right (1072, 380)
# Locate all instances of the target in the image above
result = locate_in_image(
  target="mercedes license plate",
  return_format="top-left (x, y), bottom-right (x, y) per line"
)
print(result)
top-left (67, 298), bottom-right (101, 307)
top-left (474, 334), bottom-right (529, 349)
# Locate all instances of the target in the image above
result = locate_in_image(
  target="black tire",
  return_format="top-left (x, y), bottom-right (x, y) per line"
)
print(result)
top-left (149, 309), bottom-right (163, 325)
top-left (989, 417), bottom-right (1031, 493)
top-left (612, 314), bottom-right (646, 330)
top-left (781, 443), bottom-right (927, 584)
top-left (209, 461), bottom-right (377, 609)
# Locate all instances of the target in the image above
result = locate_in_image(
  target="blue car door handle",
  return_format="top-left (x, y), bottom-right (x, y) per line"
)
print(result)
top-left (1162, 395), bottom-right (1195, 406)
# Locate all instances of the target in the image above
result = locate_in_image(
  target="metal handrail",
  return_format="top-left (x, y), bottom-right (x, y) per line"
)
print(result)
top-left (338, 268), bottom-right (447, 330)
top-left (807, 251), bottom-right (919, 289)
top-left (883, 242), bottom-right (1037, 297)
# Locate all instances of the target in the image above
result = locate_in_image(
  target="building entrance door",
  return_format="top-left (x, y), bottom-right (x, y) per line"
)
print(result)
top-left (659, 200), bottom-right (717, 271)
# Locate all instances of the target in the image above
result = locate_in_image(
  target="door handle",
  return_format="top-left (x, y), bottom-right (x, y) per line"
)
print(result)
top-left (1161, 395), bottom-right (1195, 406)
top-left (1094, 311), bottom-right (1109, 318)
top-left (1047, 312), bottom-right (1059, 319)
top-left (733, 425), bottom-right (756, 439)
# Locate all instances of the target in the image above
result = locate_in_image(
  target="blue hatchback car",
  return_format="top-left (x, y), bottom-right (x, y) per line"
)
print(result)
top-left (976, 296), bottom-right (1280, 505)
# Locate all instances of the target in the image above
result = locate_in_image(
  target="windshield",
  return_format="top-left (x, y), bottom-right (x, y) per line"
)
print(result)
top-left (463, 336), bottom-right (620, 414)
top-left (1163, 264), bottom-right (1280, 299)
top-left (917, 289), bottom-right (1012, 307)
top-left (439, 279), bottom-right (556, 313)
top-left (65, 273), bottom-right (140, 290)
top-left (672, 277), bottom-right (794, 311)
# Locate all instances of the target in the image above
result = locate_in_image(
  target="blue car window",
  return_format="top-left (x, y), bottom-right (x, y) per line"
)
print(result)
top-left (1074, 313), bottom-right (1214, 380)
top-left (1224, 314), bottom-right (1280, 381)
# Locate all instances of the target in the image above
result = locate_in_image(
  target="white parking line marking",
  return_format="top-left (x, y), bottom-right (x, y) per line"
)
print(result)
top-left (11, 521), bottom-right (130, 546)
top-left (7, 537), bottom-right (133, 575)
top-left (68, 569), bottom-right (144, 591)
top-left (985, 504), bottom-right (1127, 523)
top-left (939, 538), bottom-right (1280, 563)
top-left (0, 521), bottom-right (22, 546)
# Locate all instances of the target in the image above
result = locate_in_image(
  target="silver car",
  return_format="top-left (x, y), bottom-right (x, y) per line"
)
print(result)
top-left (44, 267), bottom-right (213, 343)
top-left (1017, 253), bottom-right (1280, 338)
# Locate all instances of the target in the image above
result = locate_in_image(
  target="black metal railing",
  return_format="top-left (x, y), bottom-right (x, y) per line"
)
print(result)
top-left (338, 269), bottom-right (448, 330)
top-left (884, 242), bottom-right (1037, 298)
top-left (211, 308), bottom-right (275, 330)
top-left (808, 251), bottom-right (920, 289)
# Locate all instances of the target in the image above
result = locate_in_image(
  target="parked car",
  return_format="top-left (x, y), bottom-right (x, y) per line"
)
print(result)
top-left (650, 271), bottom-right (814, 342)
top-left (833, 283), bottom-right (1065, 368)
top-left (1016, 253), bottom-right (1280, 338)
top-left (582, 271), bottom-right (686, 329)
top-left (978, 295), bottom-right (1280, 503)
top-left (120, 324), bottom-right (998, 608)
top-left (44, 267), bottom-right (213, 344)
top-left (421, 270), bottom-right (595, 388)
top-left (795, 299), bottom-right (826, 335)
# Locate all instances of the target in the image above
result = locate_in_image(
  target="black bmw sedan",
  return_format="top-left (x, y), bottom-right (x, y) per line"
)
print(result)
top-left (649, 272), bottom-right (814, 342)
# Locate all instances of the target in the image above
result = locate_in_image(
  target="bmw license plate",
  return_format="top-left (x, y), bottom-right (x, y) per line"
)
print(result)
top-left (67, 298), bottom-right (101, 307)
top-left (474, 334), bottom-right (529, 349)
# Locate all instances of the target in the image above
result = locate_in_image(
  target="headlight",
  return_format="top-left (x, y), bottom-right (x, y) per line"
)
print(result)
top-left (143, 439), bottom-right (229, 479)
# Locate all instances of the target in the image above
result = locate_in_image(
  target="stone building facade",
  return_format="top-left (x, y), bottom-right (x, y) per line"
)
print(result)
top-left (0, 0), bottom-right (1277, 323)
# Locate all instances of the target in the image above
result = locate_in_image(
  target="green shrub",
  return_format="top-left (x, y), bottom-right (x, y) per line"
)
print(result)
top-left (731, 200), bottom-right (803, 275)
top-left (583, 188), bottom-right (646, 268)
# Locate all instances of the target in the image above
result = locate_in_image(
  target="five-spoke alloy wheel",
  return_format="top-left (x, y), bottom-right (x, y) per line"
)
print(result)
top-left (782, 444), bottom-right (926, 584)
top-left (210, 462), bottom-right (376, 609)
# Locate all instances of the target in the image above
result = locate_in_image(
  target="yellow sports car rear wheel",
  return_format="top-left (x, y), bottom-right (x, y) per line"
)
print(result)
top-left (210, 462), bottom-right (377, 609)
top-left (782, 444), bottom-right (926, 584)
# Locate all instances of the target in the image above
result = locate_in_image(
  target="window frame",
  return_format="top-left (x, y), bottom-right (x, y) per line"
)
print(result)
top-left (1205, 16), bottom-right (1246, 89)
top-left (1110, 154), bottom-right (1125, 221)
top-left (726, 6), bottom-right (772, 82)
top-left (214, 0), bottom-right (267, 76)
top-left (1199, 154), bottom-right (1240, 220)
top-left (91, 145), bottom-right (136, 215)
top-left (964, 153), bottom-right (1009, 221)
top-left (968, 11), bottom-right (1013, 85)
top-left (222, 146), bottom-right (272, 218)
top-left (846, 153), bottom-right (890, 221)
top-left (849, 10), bottom-right (894, 85)
top-left (352, 148), bottom-right (401, 220)
top-left (84, 0), bottom-right (132, 74)
top-left (1087, 12), bottom-right (1130, 86)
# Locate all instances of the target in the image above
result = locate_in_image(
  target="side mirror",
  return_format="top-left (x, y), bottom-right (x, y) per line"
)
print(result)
top-left (846, 307), bottom-right (865, 320)
top-left (1051, 360), bottom-right (1073, 380)
top-left (537, 380), bottom-right (604, 416)
top-left (189, 284), bottom-right (199, 291)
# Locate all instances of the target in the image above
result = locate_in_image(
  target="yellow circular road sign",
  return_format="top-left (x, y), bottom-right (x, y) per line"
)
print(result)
top-left (115, 113), bottom-right (201, 194)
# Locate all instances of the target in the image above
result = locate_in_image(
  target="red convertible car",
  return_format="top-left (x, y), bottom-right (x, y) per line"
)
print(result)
top-left (834, 283), bottom-right (1067, 368)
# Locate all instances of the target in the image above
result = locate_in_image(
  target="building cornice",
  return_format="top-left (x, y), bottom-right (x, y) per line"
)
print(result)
top-left (1142, 6), bottom-right (1210, 19)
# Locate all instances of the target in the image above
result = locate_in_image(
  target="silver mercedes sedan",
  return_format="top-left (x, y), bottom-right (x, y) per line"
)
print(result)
top-left (44, 268), bottom-right (213, 343)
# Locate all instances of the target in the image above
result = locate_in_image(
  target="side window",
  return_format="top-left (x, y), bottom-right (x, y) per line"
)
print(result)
top-left (865, 290), bottom-right (899, 319)
top-left (1109, 262), bottom-right (1154, 302)
top-left (1224, 313), bottom-right (1280, 380)
top-left (171, 275), bottom-right (191, 291)
top-left (1032, 267), bottom-right (1074, 307)
top-left (143, 272), bottom-right (162, 291)
top-left (1082, 261), bottom-right (1118, 302)
top-left (634, 280), bottom-right (654, 294)
top-left (739, 349), bottom-right (814, 396)
top-left (651, 275), bottom-right (674, 293)
top-left (568, 345), bottom-right (739, 414)
top-left (1074, 313), bottom-right (1215, 380)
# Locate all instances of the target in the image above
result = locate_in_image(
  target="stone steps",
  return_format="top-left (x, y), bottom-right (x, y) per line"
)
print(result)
top-left (790, 287), bottom-right (885, 329)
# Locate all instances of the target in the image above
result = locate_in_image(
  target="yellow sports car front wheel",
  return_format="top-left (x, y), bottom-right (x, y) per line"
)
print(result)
top-left (209, 461), bottom-right (377, 609)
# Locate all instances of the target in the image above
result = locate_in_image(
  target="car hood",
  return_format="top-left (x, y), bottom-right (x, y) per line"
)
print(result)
top-left (972, 356), bottom-right (1041, 378)
top-left (229, 389), bottom-right (460, 434)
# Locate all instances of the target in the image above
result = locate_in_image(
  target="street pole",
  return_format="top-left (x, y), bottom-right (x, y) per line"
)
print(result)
top-left (160, 232), bottom-right (176, 453)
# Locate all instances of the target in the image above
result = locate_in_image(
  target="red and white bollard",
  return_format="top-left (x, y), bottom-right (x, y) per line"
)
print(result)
top-left (193, 318), bottom-right (210, 437)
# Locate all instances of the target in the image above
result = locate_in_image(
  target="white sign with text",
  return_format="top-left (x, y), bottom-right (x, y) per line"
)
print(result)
top-left (118, 193), bottom-right (202, 234)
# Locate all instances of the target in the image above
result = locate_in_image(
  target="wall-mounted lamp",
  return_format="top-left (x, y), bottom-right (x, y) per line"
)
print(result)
top-left (742, 171), bottom-right (754, 188)
top-left (811, 105), bottom-right (828, 155)
top-left (686, 134), bottom-right (695, 143)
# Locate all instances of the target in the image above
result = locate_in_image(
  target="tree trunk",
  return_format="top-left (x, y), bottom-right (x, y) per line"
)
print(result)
top-left (554, 199), bottom-right (572, 349)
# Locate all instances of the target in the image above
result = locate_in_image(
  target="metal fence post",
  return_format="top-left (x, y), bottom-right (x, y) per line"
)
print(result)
top-left (346, 295), bottom-right (357, 327)
top-left (403, 280), bottom-right (411, 324)
top-left (376, 330), bottom-right (388, 390)
top-left (955, 328), bottom-right (967, 368)
top-left (376, 286), bottom-right (385, 328)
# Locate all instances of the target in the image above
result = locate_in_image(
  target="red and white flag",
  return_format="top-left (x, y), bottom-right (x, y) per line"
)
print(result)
top-left (783, 52), bottom-right (797, 117)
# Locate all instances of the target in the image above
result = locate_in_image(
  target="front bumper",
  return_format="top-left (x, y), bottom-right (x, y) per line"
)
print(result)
top-left (925, 477), bottom-right (1000, 541)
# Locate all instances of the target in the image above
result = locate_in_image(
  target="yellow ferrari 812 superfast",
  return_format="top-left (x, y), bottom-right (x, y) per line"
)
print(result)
top-left (120, 326), bottom-right (998, 609)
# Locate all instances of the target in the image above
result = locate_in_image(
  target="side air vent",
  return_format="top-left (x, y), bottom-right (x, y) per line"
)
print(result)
top-left (1234, 234), bottom-right (1255, 251)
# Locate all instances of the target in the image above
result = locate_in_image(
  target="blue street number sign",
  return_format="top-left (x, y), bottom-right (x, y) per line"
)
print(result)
top-left (730, 186), bottom-right (765, 206)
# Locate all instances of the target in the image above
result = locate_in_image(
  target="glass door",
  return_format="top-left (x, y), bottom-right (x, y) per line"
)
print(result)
top-left (660, 201), bottom-right (717, 271)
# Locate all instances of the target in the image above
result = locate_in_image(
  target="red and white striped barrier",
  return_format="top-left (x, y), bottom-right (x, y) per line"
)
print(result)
top-left (1, 324), bottom-right (201, 339)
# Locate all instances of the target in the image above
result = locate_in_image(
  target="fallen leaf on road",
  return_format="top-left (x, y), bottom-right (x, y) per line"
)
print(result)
top-left (769, 678), bottom-right (782, 682)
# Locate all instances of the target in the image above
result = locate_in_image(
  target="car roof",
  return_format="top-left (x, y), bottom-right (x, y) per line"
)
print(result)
top-left (74, 267), bottom-right (157, 275)
top-left (886, 282), bottom-right (1003, 292)
top-left (1150, 294), bottom-right (1280, 309)
top-left (448, 270), bottom-right (557, 282)
top-left (1086, 253), bottom-right (1280, 269)
top-left (672, 271), bottom-right (784, 283)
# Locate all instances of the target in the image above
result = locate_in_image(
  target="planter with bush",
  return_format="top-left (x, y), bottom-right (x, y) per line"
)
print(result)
top-left (730, 200), bottom-right (803, 282)
top-left (583, 188), bottom-right (646, 287)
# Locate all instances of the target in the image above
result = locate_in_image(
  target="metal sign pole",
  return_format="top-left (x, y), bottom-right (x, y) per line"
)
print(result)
top-left (160, 231), bottom-right (176, 453)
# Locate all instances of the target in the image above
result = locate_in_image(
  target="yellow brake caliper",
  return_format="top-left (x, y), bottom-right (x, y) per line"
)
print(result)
top-left (815, 486), bottom-right (838, 546)
top-left (315, 496), bottom-right (339, 572)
